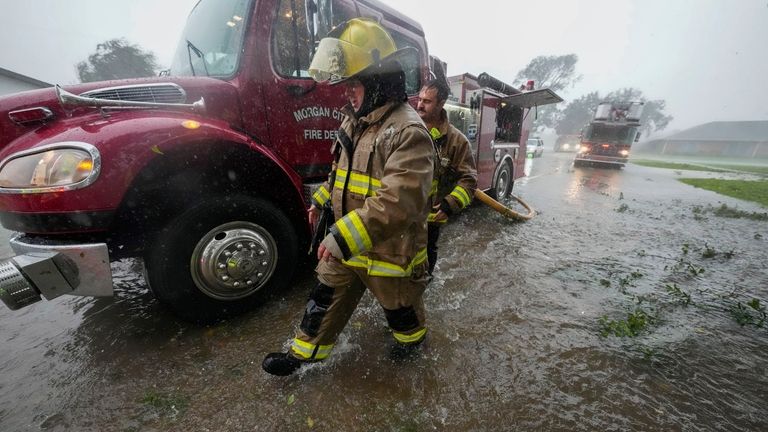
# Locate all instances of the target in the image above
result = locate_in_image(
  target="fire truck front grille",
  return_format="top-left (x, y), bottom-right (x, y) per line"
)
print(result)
top-left (82, 83), bottom-right (186, 104)
top-left (592, 145), bottom-right (617, 156)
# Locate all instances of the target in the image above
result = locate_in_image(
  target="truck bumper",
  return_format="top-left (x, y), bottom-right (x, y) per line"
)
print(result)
top-left (574, 154), bottom-right (628, 165)
top-left (0, 235), bottom-right (113, 310)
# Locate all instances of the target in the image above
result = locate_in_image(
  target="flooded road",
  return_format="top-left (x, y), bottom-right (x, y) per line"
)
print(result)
top-left (1, 152), bottom-right (767, 431)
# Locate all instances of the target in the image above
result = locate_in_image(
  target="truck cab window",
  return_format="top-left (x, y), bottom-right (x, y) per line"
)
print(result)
top-left (272, 0), bottom-right (353, 78)
top-left (389, 31), bottom-right (422, 95)
top-left (169, 0), bottom-right (252, 77)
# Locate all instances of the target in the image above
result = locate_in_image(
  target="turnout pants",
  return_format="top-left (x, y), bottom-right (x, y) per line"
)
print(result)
top-left (427, 223), bottom-right (441, 275)
top-left (290, 257), bottom-right (429, 361)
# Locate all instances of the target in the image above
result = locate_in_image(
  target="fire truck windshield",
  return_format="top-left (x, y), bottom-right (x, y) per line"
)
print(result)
top-left (169, 0), bottom-right (252, 77)
top-left (583, 123), bottom-right (638, 144)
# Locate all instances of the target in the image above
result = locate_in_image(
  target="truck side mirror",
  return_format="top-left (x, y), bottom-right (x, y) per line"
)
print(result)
top-left (635, 132), bottom-right (641, 142)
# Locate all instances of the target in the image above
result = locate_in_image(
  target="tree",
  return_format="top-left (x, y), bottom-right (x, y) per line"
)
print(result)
top-left (76, 38), bottom-right (159, 83)
top-left (554, 87), bottom-right (673, 139)
top-left (515, 54), bottom-right (581, 130)
top-left (555, 91), bottom-right (602, 136)
top-left (514, 54), bottom-right (582, 93)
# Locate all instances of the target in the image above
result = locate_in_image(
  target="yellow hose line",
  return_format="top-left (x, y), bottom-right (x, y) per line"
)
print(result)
top-left (474, 190), bottom-right (535, 221)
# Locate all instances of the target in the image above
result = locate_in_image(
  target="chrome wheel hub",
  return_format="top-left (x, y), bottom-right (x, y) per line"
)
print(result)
top-left (497, 173), bottom-right (507, 196)
top-left (190, 222), bottom-right (278, 300)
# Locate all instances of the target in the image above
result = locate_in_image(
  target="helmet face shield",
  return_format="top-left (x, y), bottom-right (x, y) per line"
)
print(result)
top-left (308, 18), bottom-right (404, 85)
top-left (308, 37), bottom-right (371, 83)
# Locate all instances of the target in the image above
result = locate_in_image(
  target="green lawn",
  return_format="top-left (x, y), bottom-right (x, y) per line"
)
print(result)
top-left (631, 160), bottom-right (727, 173)
top-left (679, 178), bottom-right (768, 207)
top-left (707, 164), bottom-right (768, 176)
top-left (631, 159), bottom-right (768, 176)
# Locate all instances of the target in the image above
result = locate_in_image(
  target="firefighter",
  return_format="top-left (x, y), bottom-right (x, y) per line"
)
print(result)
top-left (262, 18), bottom-right (435, 376)
top-left (416, 79), bottom-right (478, 275)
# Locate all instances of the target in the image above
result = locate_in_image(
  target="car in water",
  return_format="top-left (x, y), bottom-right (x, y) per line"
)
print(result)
top-left (527, 137), bottom-right (544, 158)
top-left (554, 134), bottom-right (580, 152)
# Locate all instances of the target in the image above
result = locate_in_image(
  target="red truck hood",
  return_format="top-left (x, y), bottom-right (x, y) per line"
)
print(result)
top-left (0, 76), bottom-right (242, 152)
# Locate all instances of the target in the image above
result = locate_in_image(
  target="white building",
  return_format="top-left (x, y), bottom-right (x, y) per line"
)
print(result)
top-left (0, 67), bottom-right (51, 96)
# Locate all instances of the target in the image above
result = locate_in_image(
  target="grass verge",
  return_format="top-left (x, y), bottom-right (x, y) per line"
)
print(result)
top-left (679, 178), bottom-right (768, 207)
top-left (710, 164), bottom-right (768, 176)
top-left (631, 159), bottom-right (768, 176)
top-left (631, 160), bottom-right (727, 172)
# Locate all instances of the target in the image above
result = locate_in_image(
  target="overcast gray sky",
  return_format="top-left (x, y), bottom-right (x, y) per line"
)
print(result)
top-left (1, 0), bottom-right (767, 135)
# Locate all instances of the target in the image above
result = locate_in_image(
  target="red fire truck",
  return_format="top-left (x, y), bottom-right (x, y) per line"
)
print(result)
top-left (446, 73), bottom-right (561, 198)
top-left (0, 0), bottom-right (560, 321)
top-left (573, 101), bottom-right (644, 168)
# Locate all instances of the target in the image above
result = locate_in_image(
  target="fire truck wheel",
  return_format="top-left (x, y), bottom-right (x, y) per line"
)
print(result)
top-left (491, 161), bottom-right (513, 200)
top-left (144, 196), bottom-right (298, 323)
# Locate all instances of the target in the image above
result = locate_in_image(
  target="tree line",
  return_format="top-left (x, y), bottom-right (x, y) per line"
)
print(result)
top-left (513, 54), bottom-right (672, 139)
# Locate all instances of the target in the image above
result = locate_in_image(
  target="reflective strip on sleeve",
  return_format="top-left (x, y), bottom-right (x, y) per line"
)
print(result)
top-left (427, 212), bottom-right (447, 224)
top-left (341, 255), bottom-right (368, 269)
top-left (335, 211), bottom-right (373, 256)
top-left (342, 247), bottom-right (428, 277)
top-left (449, 185), bottom-right (472, 209)
top-left (334, 169), bottom-right (381, 197)
top-left (429, 179), bottom-right (438, 197)
top-left (291, 338), bottom-right (334, 360)
top-left (312, 185), bottom-right (331, 207)
top-left (393, 327), bottom-right (427, 344)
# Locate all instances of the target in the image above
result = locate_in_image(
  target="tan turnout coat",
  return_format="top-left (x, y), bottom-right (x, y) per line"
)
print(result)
top-left (311, 101), bottom-right (434, 277)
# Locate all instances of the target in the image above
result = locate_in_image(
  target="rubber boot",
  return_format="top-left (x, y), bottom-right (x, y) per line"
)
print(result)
top-left (262, 352), bottom-right (302, 376)
top-left (389, 337), bottom-right (426, 362)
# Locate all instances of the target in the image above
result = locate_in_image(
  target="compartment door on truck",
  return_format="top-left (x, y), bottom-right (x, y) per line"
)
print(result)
top-left (501, 88), bottom-right (563, 170)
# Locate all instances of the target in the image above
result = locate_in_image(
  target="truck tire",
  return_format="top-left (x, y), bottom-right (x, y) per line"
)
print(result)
top-left (491, 161), bottom-right (513, 200)
top-left (144, 195), bottom-right (298, 323)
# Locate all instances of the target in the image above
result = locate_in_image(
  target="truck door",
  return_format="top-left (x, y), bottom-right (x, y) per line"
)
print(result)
top-left (475, 91), bottom-right (498, 190)
top-left (501, 88), bottom-right (563, 177)
top-left (260, 0), bottom-right (357, 181)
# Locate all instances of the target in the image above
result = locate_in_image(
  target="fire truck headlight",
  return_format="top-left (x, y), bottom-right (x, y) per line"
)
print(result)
top-left (0, 142), bottom-right (100, 193)
top-left (619, 150), bottom-right (629, 156)
top-left (578, 145), bottom-right (590, 153)
top-left (562, 143), bottom-right (570, 150)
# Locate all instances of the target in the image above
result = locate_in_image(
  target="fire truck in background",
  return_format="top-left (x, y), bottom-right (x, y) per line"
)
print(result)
top-left (446, 73), bottom-right (561, 199)
top-left (0, 0), bottom-right (560, 322)
top-left (574, 101), bottom-right (644, 168)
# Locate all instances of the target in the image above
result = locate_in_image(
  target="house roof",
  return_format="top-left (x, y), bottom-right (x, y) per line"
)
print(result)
top-left (0, 66), bottom-right (51, 88)
top-left (661, 120), bottom-right (768, 142)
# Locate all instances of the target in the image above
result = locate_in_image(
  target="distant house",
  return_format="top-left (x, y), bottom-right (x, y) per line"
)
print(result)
top-left (0, 67), bottom-right (51, 96)
top-left (640, 121), bottom-right (768, 159)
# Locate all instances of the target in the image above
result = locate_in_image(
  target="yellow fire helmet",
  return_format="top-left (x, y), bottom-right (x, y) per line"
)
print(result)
top-left (308, 18), bottom-right (415, 84)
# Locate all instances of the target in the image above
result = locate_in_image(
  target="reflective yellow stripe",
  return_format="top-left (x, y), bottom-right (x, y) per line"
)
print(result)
top-left (342, 255), bottom-right (368, 268)
top-left (312, 185), bottom-right (331, 206)
top-left (369, 260), bottom-right (408, 277)
top-left (342, 247), bottom-right (428, 277)
top-left (336, 211), bottom-right (372, 255)
top-left (429, 179), bottom-right (438, 197)
top-left (412, 247), bottom-right (428, 266)
top-left (334, 169), bottom-right (381, 197)
top-left (393, 327), bottom-right (427, 344)
top-left (291, 338), bottom-right (334, 360)
top-left (427, 212), bottom-right (448, 224)
top-left (449, 185), bottom-right (471, 208)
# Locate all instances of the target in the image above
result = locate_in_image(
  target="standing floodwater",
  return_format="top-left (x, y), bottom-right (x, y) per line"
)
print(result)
top-left (1, 152), bottom-right (766, 431)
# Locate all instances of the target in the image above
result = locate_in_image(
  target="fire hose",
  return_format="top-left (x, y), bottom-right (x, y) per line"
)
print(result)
top-left (474, 190), bottom-right (535, 221)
